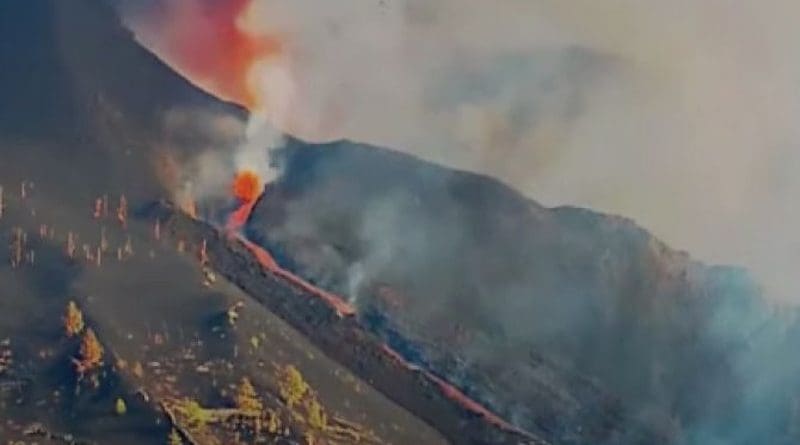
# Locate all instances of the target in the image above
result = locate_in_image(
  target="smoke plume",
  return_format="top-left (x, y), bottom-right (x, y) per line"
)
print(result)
top-left (116, 0), bottom-right (800, 298)
top-left (108, 2), bottom-right (800, 441)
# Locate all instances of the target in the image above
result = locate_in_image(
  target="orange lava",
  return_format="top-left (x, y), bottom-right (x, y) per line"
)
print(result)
top-left (240, 237), bottom-right (278, 269)
top-left (380, 344), bottom-right (528, 436)
top-left (227, 170), bottom-right (263, 231)
top-left (424, 371), bottom-right (519, 432)
top-left (235, 234), bottom-right (356, 316)
top-left (272, 266), bottom-right (357, 316)
top-left (233, 170), bottom-right (262, 204)
top-left (137, 0), bottom-right (281, 108)
top-left (224, 170), bottom-right (354, 315)
top-left (227, 200), bottom-right (257, 231)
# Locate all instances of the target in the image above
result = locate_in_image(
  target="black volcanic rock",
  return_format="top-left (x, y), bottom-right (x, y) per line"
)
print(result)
top-left (247, 138), bottom-right (800, 444)
top-left (3, 0), bottom-right (800, 443)
top-left (0, 0), bottom-right (246, 206)
top-left (0, 0), bottom-right (244, 138)
top-left (0, 2), bottom-right (527, 444)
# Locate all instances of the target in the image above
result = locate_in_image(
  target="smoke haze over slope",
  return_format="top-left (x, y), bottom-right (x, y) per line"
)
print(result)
top-left (116, 0), bottom-right (800, 299)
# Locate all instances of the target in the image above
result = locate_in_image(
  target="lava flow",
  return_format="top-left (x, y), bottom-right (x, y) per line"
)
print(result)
top-left (221, 170), bottom-right (522, 428)
top-left (380, 345), bottom-right (529, 436)
top-left (225, 165), bottom-right (512, 425)
top-left (227, 170), bottom-right (261, 231)
top-left (225, 171), bottom-right (356, 316)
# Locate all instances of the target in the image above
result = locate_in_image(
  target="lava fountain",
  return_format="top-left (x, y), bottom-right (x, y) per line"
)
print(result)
top-left (227, 169), bottom-right (262, 231)
top-left (143, 1), bottom-right (529, 431)
top-left (223, 170), bottom-right (356, 315)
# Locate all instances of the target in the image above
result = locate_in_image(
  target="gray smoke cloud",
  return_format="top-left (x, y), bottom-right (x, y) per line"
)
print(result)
top-left (110, 2), bottom-right (800, 441)
top-left (117, 0), bottom-right (800, 299)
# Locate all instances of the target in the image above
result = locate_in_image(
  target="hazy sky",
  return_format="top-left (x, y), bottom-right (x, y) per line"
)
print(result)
top-left (117, 0), bottom-right (800, 299)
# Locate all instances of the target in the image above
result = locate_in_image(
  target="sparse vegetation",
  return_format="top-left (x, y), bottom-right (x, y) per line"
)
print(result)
top-left (266, 409), bottom-right (281, 434)
top-left (278, 365), bottom-right (309, 409)
top-left (226, 301), bottom-right (244, 326)
top-left (0, 339), bottom-right (12, 374)
top-left (115, 397), bottom-right (127, 415)
top-left (63, 301), bottom-right (85, 337)
top-left (74, 328), bottom-right (103, 374)
top-left (132, 361), bottom-right (144, 378)
top-left (175, 399), bottom-right (214, 429)
top-left (306, 398), bottom-right (327, 431)
top-left (167, 428), bottom-right (182, 445)
top-left (235, 377), bottom-right (263, 414)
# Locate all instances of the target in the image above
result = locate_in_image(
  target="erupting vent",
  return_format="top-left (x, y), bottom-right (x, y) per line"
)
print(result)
top-left (227, 170), bottom-right (262, 231)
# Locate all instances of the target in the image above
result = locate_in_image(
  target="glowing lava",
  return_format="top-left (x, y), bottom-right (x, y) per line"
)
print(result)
top-left (227, 170), bottom-right (262, 231)
top-left (232, 170), bottom-right (262, 204)
top-left (380, 344), bottom-right (528, 436)
top-left (133, 0), bottom-right (281, 109)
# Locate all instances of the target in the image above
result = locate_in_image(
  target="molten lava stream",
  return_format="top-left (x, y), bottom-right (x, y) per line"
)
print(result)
top-left (424, 371), bottom-right (521, 433)
top-left (226, 171), bottom-right (356, 316)
top-left (227, 199), bottom-right (258, 232)
top-left (226, 171), bottom-right (517, 427)
top-left (226, 170), bottom-right (261, 231)
top-left (380, 345), bottom-right (524, 434)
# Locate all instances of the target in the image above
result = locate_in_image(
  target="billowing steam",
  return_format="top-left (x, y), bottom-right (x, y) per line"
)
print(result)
top-left (110, 2), bottom-right (800, 442)
top-left (115, 0), bottom-right (288, 213)
top-left (118, 0), bottom-right (800, 299)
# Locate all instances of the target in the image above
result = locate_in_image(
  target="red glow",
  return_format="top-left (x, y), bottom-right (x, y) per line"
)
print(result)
top-left (240, 237), bottom-right (278, 269)
top-left (227, 198), bottom-right (258, 232)
top-left (232, 170), bottom-right (262, 204)
top-left (425, 371), bottom-right (517, 431)
top-left (233, 234), bottom-right (356, 316)
top-left (380, 344), bottom-right (528, 436)
top-left (138, 0), bottom-right (280, 108)
top-left (271, 266), bottom-right (357, 316)
top-left (224, 171), bottom-right (355, 316)
top-left (227, 170), bottom-right (262, 231)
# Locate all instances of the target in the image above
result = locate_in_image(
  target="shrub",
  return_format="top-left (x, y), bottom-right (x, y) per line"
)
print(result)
top-left (277, 365), bottom-right (309, 409)
top-left (75, 328), bottom-right (103, 374)
top-left (63, 301), bottom-right (84, 337)
top-left (235, 377), bottom-right (263, 413)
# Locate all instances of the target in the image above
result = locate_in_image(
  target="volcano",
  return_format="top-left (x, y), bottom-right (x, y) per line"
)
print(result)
top-left (0, 1), bottom-right (446, 444)
top-left (2, 1), bottom-right (799, 445)
top-left (243, 137), bottom-right (800, 444)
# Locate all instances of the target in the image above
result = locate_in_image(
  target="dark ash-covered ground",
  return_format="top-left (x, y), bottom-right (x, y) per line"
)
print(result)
top-left (4, 0), bottom-right (800, 444)
top-left (0, 1), bottom-right (542, 443)
top-left (246, 139), bottom-right (800, 445)
top-left (0, 177), bottom-right (451, 444)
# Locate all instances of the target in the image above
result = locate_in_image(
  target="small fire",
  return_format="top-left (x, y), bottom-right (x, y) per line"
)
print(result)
top-left (227, 170), bottom-right (263, 231)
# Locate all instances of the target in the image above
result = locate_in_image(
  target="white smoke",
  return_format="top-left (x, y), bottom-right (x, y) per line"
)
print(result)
top-left (240, 0), bottom-right (800, 300)
top-left (123, 0), bottom-right (800, 299)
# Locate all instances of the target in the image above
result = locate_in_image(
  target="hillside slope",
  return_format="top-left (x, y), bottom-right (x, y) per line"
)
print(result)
top-left (247, 139), bottom-right (800, 444)
top-left (0, 1), bottom-right (454, 443)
